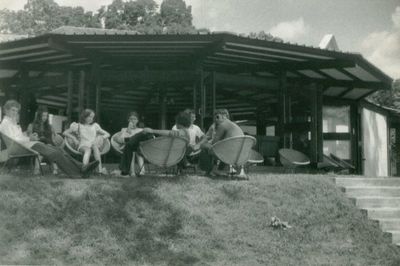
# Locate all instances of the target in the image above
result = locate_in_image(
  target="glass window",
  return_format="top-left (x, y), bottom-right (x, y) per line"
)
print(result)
top-left (323, 106), bottom-right (350, 133)
top-left (323, 140), bottom-right (350, 159)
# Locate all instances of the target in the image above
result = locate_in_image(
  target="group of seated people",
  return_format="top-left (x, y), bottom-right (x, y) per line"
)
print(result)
top-left (0, 99), bottom-right (244, 178)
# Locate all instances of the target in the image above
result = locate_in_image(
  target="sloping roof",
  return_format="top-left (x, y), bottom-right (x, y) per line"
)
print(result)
top-left (0, 26), bottom-right (393, 115)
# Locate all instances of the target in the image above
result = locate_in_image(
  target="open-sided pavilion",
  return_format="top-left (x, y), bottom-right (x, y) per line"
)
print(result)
top-left (0, 27), bottom-right (393, 174)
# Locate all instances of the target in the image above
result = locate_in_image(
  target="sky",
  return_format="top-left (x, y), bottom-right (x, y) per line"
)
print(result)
top-left (0, 0), bottom-right (399, 79)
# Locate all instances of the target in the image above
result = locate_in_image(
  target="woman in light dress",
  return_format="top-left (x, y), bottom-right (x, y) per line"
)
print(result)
top-left (63, 109), bottom-right (110, 175)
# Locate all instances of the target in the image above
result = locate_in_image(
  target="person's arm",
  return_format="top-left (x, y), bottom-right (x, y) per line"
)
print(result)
top-left (211, 124), bottom-right (226, 144)
top-left (26, 123), bottom-right (34, 137)
top-left (143, 128), bottom-right (173, 137)
top-left (63, 123), bottom-right (79, 144)
top-left (95, 123), bottom-right (110, 139)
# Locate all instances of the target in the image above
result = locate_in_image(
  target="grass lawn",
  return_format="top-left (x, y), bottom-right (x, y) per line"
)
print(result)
top-left (0, 171), bottom-right (399, 265)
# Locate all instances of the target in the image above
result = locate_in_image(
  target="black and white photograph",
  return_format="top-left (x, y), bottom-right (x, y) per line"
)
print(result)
top-left (0, 0), bottom-right (399, 264)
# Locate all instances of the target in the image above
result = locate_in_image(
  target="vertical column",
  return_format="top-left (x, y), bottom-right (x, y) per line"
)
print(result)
top-left (95, 75), bottom-right (101, 123)
top-left (277, 71), bottom-right (290, 148)
top-left (67, 71), bottom-right (73, 123)
top-left (78, 70), bottom-right (85, 113)
top-left (160, 87), bottom-right (167, 129)
top-left (199, 69), bottom-right (205, 129)
top-left (19, 70), bottom-right (29, 129)
top-left (310, 83), bottom-right (323, 164)
top-left (211, 71), bottom-right (216, 118)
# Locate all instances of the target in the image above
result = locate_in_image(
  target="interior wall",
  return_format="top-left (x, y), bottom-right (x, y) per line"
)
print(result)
top-left (362, 108), bottom-right (388, 177)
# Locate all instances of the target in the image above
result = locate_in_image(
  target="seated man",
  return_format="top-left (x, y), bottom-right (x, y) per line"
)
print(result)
top-left (119, 111), bottom-right (191, 176)
top-left (198, 108), bottom-right (244, 175)
top-left (0, 100), bottom-right (99, 178)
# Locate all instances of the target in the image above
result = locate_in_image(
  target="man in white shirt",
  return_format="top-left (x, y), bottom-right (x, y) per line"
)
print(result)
top-left (0, 100), bottom-right (98, 178)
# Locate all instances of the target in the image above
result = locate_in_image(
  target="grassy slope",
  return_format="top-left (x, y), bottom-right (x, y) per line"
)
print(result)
top-left (0, 173), bottom-right (399, 265)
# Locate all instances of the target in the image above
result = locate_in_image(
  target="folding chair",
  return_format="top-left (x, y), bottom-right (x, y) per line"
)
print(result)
top-left (139, 136), bottom-right (188, 175)
top-left (211, 135), bottom-right (257, 180)
top-left (0, 132), bottom-right (43, 175)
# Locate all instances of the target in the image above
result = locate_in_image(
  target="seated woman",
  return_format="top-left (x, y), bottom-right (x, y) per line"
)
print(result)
top-left (63, 109), bottom-right (110, 175)
top-left (115, 111), bottom-right (145, 177)
top-left (26, 106), bottom-right (58, 174)
top-left (119, 111), bottom-right (191, 176)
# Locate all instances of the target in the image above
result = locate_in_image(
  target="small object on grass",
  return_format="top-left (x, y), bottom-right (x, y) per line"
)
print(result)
top-left (270, 216), bottom-right (292, 230)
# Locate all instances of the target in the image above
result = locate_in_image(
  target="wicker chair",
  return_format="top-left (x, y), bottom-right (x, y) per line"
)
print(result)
top-left (278, 148), bottom-right (310, 172)
top-left (110, 132), bottom-right (124, 155)
top-left (139, 136), bottom-right (188, 174)
top-left (65, 134), bottom-right (110, 156)
top-left (211, 135), bottom-right (257, 179)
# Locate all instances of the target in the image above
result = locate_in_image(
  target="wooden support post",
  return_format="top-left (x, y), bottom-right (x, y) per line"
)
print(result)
top-left (67, 71), bottom-right (73, 123)
top-left (18, 70), bottom-right (29, 129)
top-left (160, 87), bottom-right (167, 129)
top-left (256, 107), bottom-right (266, 135)
top-left (89, 62), bottom-right (100, 110)
top-left (310, 83), bottom-right (323, 164)
top-left (277, 71), bottom-right (290, 148)
top-left (95, 75), bottom-right (101, 123)
top-left (199, 69), bottom-right (205, 129)
top-left (193, 83), bottom-right (197, 114)
top-left (211, 71), bottom-right (216, 118)
top-left (78, 70), bottom-right (85, 113)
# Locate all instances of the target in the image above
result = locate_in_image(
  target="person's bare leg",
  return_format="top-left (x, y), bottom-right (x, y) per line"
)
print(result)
top-left (92, 145), bottom-right (103, 173)
top-left (130, 152), bottom-right (136, 177)
top-left (81, 147), bottom-right (91, 166)
top-left (137, 154), bottom-right (145, 175)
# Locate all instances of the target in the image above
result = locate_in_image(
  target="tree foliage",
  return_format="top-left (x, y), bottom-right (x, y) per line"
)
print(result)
top-left (368, 79), bottom-right (400, 109)
top-left (0, 0), bottom-right (101, 35)
top-left (0, 0), bottom-right (200, 35)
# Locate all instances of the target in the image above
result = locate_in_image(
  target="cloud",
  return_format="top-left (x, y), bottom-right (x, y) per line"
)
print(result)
top-left (361, 6), bottom-right (400, 79)
top-left (392, 6), bottom-right (400, 28)
top-left (269, 17), bottom-right (309, 41)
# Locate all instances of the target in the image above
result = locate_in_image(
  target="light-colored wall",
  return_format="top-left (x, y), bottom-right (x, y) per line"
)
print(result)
top-left (362, 108), bottom-right (388, 177)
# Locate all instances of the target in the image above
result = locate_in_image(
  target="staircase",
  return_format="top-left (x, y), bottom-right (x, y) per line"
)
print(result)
top-left (335, 177), bottom-right (400, 246)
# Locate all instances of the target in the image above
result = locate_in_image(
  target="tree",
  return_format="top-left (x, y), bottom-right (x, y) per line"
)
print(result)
top-left (0, 0), bottom-right (101, 35)
top-left (248, 30), bottom-right (283, 42)
top-left (159, 0), bottom-right (196, 33)
top-left (368, 79), bottom-right (400, 109)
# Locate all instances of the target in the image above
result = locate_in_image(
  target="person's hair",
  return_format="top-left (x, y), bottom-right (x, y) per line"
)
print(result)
top-left (215, 108), bottom-right (230, 119)
top-left (3, 100), bottom-right (21, 112)
top-left (33, 105), bottom-right (50, 131)
top-left (79, 109), bottom-right (95, 124)
top-left (184, 109), bottom-right (195, 115)
top-left (127, 111), bottom-right (139, 121)
top-left (175, 111), bottom-right (191, 128)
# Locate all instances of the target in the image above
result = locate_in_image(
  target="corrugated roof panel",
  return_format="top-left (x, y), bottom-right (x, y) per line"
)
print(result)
top-left (0, 50), bottom-right (56, 60)
top-left (223, 47), bottom-right (305, 61)
top-left (298, 70), bottom-right (326, 79)
top-left (0, 43), bottom-right (49, 55)
top-left (342, 88), bottom-right (372, 99)
top-left (25, 54), bottom-right (72, 62)
top-left (215, 52), bottom-right (278, 62)
top-left (225, 42), bottom-right (333, 60)
top-left (323, 86), bottom-right (348, 96)
top-left (320, 68), bottom-right (352, 80)
top-left (344, 65), bottom-right (380, 82)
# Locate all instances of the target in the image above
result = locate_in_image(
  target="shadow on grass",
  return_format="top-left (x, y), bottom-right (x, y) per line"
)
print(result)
top-left (0, 176), bottom-right (201, 265)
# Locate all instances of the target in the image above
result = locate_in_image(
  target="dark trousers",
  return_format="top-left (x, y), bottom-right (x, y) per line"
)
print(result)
top-left (119, 132), bottom-right (154, 174)
top-left (32, 143), bottom-right (82, 177)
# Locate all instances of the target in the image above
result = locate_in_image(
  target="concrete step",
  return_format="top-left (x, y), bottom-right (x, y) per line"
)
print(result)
top-left (355, 197), bottom-right (400, 208)
top-left (344, 187), bottom-right (400, 197)
top-left (336, 177), bottom-right (400, 187)
top-left (378, 219), bottom-right (400, 231)
top-left (386, 231), bottom-right (400, 243)
top-left (367, 208), bottom-right (400, 219)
